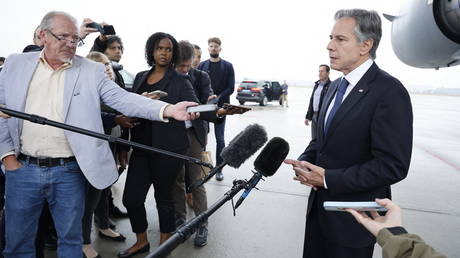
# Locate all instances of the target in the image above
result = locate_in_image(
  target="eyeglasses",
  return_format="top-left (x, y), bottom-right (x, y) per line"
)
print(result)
top-left (46, 30), bottom-right (84, 47)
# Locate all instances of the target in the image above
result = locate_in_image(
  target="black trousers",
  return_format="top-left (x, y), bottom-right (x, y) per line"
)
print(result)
top-left (303, 201), bottom-right (374, 258)
top-left (123, 151), bottom-right (185, 234)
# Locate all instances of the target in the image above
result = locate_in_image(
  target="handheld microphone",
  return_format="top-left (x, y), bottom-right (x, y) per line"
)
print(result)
top-left (234, 137), bottom-right (290, 209)
top-left (187, 124), bottom-right (267, 192)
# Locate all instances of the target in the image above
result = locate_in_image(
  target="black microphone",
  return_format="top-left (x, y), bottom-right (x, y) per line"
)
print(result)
top-left (234, 137), bottom-right (290, 209)
top-left (187, 124), bottom-right (267, 192)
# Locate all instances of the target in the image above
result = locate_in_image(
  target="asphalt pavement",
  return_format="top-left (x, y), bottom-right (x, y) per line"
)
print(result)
top-left (47, 86), bottom-right (460, 258)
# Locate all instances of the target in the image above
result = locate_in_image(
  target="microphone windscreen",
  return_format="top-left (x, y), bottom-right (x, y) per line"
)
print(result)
top-left (220, 124), bottom-right (267, 168)
top-left (254, 137), bottom-right (290, 177)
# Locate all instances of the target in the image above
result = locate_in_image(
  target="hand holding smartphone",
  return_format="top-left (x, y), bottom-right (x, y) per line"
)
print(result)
top-left (86, 22), bottom-right (116, 35)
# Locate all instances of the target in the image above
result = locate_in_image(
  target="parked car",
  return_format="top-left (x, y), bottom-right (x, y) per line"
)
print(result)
top-left (236, 80), bottom-right (283, 106)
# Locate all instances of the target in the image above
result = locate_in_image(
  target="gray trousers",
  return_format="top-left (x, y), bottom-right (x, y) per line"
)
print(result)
top-left (173, 129), bottom-right (208, 226)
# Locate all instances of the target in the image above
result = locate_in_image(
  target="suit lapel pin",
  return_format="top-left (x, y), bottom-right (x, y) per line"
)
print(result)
top-left (358, 89), bottom-right (364, 93)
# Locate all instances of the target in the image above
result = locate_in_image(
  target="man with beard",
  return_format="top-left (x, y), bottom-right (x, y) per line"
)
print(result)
top-left (197, 37), bottom-right (235, 181)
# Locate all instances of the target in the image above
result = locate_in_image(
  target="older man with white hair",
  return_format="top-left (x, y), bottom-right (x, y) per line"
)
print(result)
top-left (0, 11), bottom-right (196, 257)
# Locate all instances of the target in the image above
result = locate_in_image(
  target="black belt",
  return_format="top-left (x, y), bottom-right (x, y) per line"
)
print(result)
top-left (18, 153), bottom-right (76, 167)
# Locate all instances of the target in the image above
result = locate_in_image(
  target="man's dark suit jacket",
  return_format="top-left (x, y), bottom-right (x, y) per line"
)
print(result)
top-left (298, 62), bottom-right (413, 247)
top-left (305, 79), bottom-right (331, 120)
top-left (188, 68), bottom-right (220, 148)
top-left (197, 59), bottom-right (234, 107)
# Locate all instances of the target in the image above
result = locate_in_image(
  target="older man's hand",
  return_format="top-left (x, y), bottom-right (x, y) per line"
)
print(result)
top-left (0, 111), bottom-right (10, 119)
top-left (0, 105), bottom-right (11, 119)
top-left (164, 101), bottom-right (200, 121)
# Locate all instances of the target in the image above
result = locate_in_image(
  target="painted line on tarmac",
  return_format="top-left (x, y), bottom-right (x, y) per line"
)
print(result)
top-left (414, 143), bottom-right (460, 172)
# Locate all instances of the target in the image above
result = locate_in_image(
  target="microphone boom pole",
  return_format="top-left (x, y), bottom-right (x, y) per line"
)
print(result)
top-left (146, 179), bottom-right (248, 258)
top-left (0, 107), bottom-right (213, 168)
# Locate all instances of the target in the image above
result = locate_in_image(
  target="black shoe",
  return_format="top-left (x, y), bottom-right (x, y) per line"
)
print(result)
top-left (194, 226), bottom-right (208, 247)
top-left (109, 206), bottom-right (129, 218)
top-left (118, 244), bottom-right (150, 258)
top-left (215, 171), bottom-right (224, 181)
top-left (94, 216), bottom-right (116, 230)
top-left (99, 231), bottom-right (126, 242)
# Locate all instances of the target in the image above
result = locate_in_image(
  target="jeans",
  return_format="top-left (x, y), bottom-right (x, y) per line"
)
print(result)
top-left (4, 160), bottom-right (86, 258)
top-left (214, 117), bottom-right (226, 166)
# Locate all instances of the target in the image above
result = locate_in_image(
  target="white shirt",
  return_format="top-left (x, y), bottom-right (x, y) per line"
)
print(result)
top-left (21, 53), bottom-right (74, 158)
top-left (312, 82), bottom-right (325, 112)
top-left (324, 59), bottom-right (373, 128)
top-left (323, 58), bottom-right (373, 189)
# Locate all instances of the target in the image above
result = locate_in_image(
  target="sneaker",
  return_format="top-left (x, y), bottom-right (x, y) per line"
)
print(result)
top-left (215, 171), bottom-right (224, 181)
top-left (194, 226), bottom-right (208, 247)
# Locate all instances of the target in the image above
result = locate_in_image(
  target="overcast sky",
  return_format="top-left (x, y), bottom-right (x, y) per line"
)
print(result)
top-left (1, 0), bottom-right (459, 90)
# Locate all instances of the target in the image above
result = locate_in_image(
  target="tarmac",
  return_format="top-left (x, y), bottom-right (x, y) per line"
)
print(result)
top-left (46, 86), bottom-right (460, 258)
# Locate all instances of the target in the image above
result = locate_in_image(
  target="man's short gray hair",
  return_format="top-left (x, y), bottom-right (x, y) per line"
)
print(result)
top-left (39, 11), bottom-right (78, 31)
top-left (335, 9), bottom-right (382, 59)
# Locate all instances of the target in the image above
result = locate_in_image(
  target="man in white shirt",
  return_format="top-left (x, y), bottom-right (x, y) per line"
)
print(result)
top-left (285, 9), bottom-right (413, 258)
top-left (0, 11), bottom-right (196, 257)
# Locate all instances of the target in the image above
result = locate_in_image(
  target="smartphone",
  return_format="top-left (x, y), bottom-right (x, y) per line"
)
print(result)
top-left (186, 104), bottom-right (218, 113)
top-left (323, 201), bottom-right (388, 212)
top-left (86, 22), bottom-right (103, 33)
top-left (222, 103), bottom-right (251, 113)
top-left (149, 90), bottom-right (168, 98)
top-left (86, 23), bottom-right (116, 35)
top-left (102, 25), bottom-right (116, 35)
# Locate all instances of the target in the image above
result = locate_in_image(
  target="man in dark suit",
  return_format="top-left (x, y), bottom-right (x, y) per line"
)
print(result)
top-left (174, 40), bottom-right (214, 247)
top-left (285, 9), bottom-right (413, 258)
top-left (305, 64), bottom-right (331, 140)
top-left (197, 37), bottom-right (235, 181)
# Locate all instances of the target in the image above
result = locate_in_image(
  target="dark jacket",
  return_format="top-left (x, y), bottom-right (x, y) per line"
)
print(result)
top-left (187, 68), bottom-right (217, 148)
top-left (298, 63), bottom-right (413, 247)
top-left (377, 228), bottom-right (446, 258)
top-left (131, 67), bottom-right (219, 152)
top-left (197, 59), bottom-right (235, 107)
top-left (305, 79), bottom-right (331, 120)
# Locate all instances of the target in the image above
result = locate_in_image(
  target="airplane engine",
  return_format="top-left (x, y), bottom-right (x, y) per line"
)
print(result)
top-left (385, 0), bottom-right (460, 69)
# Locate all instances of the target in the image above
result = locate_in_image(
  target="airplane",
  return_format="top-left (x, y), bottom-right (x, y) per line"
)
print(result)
top-left (384, 0), bottom-right (460, 69)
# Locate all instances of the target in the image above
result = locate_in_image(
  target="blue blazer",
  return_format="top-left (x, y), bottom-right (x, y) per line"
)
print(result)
top-left (197, 59), bottom-right (235, 106)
